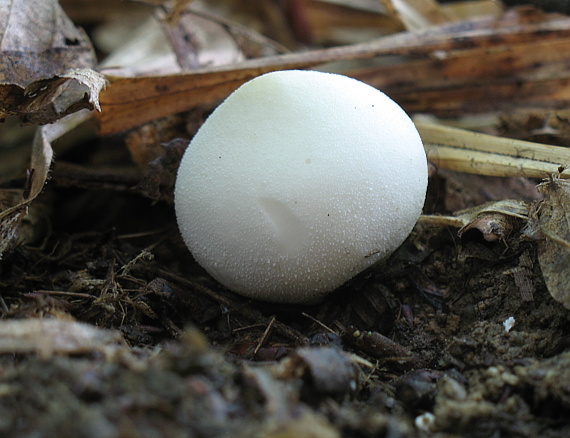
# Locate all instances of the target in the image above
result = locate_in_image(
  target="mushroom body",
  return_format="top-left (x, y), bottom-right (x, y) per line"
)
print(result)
top-left (175, 70), bottom-right (427, 303)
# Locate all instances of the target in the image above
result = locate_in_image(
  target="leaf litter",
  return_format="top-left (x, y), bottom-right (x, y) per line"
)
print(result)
top-left (0, 0), bottom-right (106, 124)
top-left (525, 177), bottom-right (570, 309)
top-left (1, 1), bottom-right (570, 437)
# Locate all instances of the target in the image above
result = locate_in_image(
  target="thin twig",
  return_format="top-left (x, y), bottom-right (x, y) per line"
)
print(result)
top-left (302, 312), bottom-right (337, 334)
top-left (253, 316), bottom-right (276, 357)
top-left (31, 290), bottom-right (95, 299)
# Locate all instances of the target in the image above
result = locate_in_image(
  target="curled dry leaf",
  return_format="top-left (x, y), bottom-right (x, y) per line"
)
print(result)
top-left (420, 199), bottom-right (529, 230)
top-left (164, 13), bottom-right (244, 70)
top-left (0, 122), bottom-right (53, 259)
top-left (529, 178), bottom-right (570, 309)
top-left (459, 213), bottom-right (517, 242)
top-left (0, 0), bottom-right (106, 124)
top-left (15, 68), bottom-right (108, 124)
top-left (159, 3), bottom-right (289, 70)
top-left (0, 111), bottom-right (90, 260)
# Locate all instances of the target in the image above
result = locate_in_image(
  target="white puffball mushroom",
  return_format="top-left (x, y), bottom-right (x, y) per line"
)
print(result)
top-left (175, 70), bottom-right (427, 304)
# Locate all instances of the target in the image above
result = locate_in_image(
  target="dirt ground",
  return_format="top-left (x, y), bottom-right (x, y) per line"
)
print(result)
top-left (1, 125), bottom-right (569, 437)
top-left (2, 2), bottom-right (570, 436)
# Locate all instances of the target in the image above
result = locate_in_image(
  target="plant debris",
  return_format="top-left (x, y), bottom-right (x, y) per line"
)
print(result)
top-left (0, 0), bottom-right (106, 124)
top-left (1, 1), bottom-right (570, 437)
top-left (527, 177), bottom-right (570, 308)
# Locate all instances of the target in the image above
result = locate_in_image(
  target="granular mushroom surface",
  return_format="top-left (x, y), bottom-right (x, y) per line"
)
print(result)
top-left (175, 70), bottom-right (428, 303)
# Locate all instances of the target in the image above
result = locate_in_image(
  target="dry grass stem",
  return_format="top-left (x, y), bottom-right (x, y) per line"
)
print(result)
top-left (418, 121), bottom-right (570, 179)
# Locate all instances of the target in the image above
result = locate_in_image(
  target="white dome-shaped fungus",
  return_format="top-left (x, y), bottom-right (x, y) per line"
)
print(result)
top-left (174, 70), bottom-right (427, 303)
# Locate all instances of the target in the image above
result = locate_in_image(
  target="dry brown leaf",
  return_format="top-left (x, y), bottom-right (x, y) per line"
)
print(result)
top-left (97, 16), bottom-right (182, 77)
top-left (459, 212), bottom-right (518, 243)
top-left (160, 3), bottom-right (289, 69)
top-left (97, 9), bottom-right (570, 134)
top-left (533, 179), bottom-right (570, 309)
top-left (0, 111), bottom-right (91, 259)
top-left (0, 0), bottom-right (105, 124)
top-left (99, 3), bottom-right (289, 78)
top-left (0, 121), bottom-right (54, 259)
top-left (420, 200), bottom-right (529, 229)
top-left (161, 11), bottom-right (245, 70)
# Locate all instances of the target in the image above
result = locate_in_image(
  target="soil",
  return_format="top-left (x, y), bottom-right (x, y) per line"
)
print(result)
top-left (1, 127), bottom-right (569, 438)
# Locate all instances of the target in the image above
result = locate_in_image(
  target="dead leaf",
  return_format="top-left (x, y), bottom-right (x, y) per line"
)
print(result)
top-left (459, 212), bottom-right (517, 242)
top-left (0, 0), bottom-right (105, 124)
top-left (0, 123), bottom-right (53, 259)
top-left (159, 3), bottom-right (289, 70)
top-left (0, 111), bottom-right (91, 260)
top-left (97, 9), bottom-right (570, 134)
top-left (533, 178), bottom-right (570, 309)
top-left (97, 16), bottom-right (182, 77)
top-left (420, 199), bottom-right (530, 229)
top-left (160, 9), bottom-right (245, 70)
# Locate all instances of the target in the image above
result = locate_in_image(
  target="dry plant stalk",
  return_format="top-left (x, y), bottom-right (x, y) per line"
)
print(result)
top-left (418, 122), bottom-right (570, 180)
